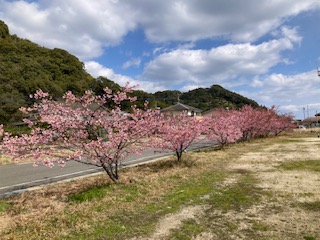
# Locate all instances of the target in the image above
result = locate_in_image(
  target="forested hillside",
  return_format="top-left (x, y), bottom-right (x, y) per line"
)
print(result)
top-left (0, 20), bottom-right (93, 124)
top-left (180, 85), bottom-right (259, 111)
top-left (131, 86), bottom-right (259, 111)
top-left (0, 20), bottom-right (258, 126)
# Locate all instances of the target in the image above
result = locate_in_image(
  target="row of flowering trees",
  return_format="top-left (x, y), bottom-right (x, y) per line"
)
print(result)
top-left (204, 105), bottom-right (295, 147)
top-left (0, 84), bottom-right (295, 182)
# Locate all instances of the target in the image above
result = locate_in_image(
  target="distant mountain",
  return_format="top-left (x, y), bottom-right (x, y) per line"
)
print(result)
top-left (0, 20), bottom-right (259, 126)
top-left (180, 85), bottom-right (259, 111)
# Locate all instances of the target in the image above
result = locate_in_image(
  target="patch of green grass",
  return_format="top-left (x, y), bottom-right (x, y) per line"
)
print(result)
top-left (68, 182), bottom-right (144, 205)
top-left (299, 201), bottom-right (320, 212)
top-left (303, 236), bottom-right (316, 240)
top-left (186, 172), bottom-right (271, 240)
top-left (273, 138), bottom-right (305, 144)
top-left (104, 208), bottom-right (161, 238)
top-left (68, 184), bottom-right (108, 203)
top-left (278, 160), bottom-right (320, 172)
top-left (92, 219), bottom-right (129, 240)
top-left (252, 221), bottom-right (269, 231)
top-left (129, 172), bottom-right (225, 237)
top-left (298, 192), bottom-right (315, 198)
top-left (64, 171), bottom-right (226, 240)
top-left (113, 184), bottom-right (144, 203)
top-left (143, 157), bottom-right (198, 172)
top-left (163, 172), bottom-right (226, 209)
top-left (287, 130), bottom-right (320, 138)
top-left (0, 200), bottom-right (10, 212)
top-left (65, 204), bottom-right (158, 240)
top-left (209, 173), bottom-right (264, 211)
top-left (129, 171), bottom-right (266, 240)
top-left (168, 219), bottom-right (205, 240)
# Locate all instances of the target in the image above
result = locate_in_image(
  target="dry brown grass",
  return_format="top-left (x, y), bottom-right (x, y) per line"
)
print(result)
top-left (0, 154), bottom-right (13, 166)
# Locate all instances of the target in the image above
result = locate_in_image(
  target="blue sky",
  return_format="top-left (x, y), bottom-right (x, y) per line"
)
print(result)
top-left (1, 0), bottom-right (320, 119)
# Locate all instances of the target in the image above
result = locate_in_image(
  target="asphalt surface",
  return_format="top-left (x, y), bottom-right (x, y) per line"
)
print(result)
top-left (0, 140), bottom-right (213, 198)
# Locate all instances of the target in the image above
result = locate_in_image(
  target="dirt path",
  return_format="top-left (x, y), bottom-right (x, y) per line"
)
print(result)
top-left (224, 137), bottom-right (320, 239)
top-left (142, 136), bottom-right (320, 239)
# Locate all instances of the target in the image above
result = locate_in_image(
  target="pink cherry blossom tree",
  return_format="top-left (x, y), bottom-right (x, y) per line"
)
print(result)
top-left (204, 108), bottom-right (242, 148)
top-left (237, 105), bottom-right (261, 140)
top-left (1, 85), bottom-right (159, 183)
top-left (152, 113), bottom-right (204, 161)
top-left (267, 106), bottom-right (296, 135)
top-left (237, 105), bottom-right (296, 140)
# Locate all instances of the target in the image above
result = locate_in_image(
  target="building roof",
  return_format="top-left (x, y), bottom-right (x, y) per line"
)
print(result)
top-left (161, 102), bottom-right (202, 113)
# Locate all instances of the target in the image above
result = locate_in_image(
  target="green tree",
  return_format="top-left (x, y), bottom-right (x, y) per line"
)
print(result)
top-left (0, 21), bottom-right (93, 125)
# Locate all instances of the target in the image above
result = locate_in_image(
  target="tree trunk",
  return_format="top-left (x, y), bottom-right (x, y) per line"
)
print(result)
top-left (176, 149), bottom-right (183, 161)
top-left (101, 162), bottom-right (119, 183)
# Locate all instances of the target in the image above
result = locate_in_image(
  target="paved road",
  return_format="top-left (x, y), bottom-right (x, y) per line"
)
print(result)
top-left (0, 140), bottom-right (213, 197)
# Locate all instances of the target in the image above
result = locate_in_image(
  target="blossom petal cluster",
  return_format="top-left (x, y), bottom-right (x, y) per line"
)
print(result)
top-left (152, 114), bottom-right (204, 161)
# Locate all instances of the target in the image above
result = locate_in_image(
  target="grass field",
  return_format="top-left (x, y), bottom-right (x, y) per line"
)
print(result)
top-left (0, 130), bottom-right (320, 239)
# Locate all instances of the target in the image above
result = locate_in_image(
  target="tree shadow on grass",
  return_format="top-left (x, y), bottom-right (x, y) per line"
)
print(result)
top-left (138, 155), bottom-right (198, 173)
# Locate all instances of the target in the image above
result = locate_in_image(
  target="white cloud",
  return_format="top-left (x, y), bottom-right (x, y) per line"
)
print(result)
top-left (122, 58), bottom-right (141, 69)
top-left (180, 84), bottom-right (204, 92)
top-left (281, 103), bottom-right (320, 120)
top-left (0, 0), bottom-right (318, 60)
top-left (85, 61), bottom-right (118, 80)
top-left (0, 1), bottom-right (49, 31)
top-left (85, 61), bottom-right (164, 93)
top-left (245, 70), bottom-right (320, 118)
top-left (129, 0), bottom-right (320, 43)
top-left (253, 71), bottom-right (319, 93)
top-left (0, 0), bottom-right (138, 59)
top-left (140, 27), bottom-right (301, 90)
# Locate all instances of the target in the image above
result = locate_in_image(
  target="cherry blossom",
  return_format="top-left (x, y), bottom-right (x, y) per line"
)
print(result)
top-left (152, 113), bottom-right (204, 161)
top-left (204, 109), bottom-right (242, 148)
top-left (1, 85), bottom-right (158, 182)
